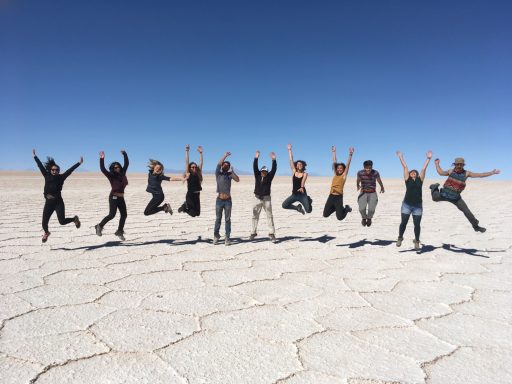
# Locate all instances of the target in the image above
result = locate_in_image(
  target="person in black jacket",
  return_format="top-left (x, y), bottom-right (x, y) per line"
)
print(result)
top-left (95, 150), bottom-right (129, 241)
top-left (250, 151), bottom-right (277, 243)
top-left (144, 159), bottom-right (187, 216)
top-left (32, 149), bottom-right (82, 243)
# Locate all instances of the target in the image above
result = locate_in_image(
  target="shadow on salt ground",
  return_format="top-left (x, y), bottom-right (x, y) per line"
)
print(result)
top-left (337, 238), bottom-right (395, 248)
top-left (399, 243), bottom-right (505, 258)
top-left (300, 234), bottom-right (336, 243)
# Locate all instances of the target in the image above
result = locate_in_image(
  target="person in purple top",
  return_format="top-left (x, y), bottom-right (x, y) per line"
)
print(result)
top-left (95, 150), bottom-right (129, 241)
top-left (33, 149), bottom-right (83, 243)
top-left (356, 160), bottom-right (385, 227)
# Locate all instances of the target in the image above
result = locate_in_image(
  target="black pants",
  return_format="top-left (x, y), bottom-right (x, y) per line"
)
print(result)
top-left (99, 195), bottom-right (127, 231)
top-left (323, 194), bottom-right (348, 221)
top-left (399, 213), bottom-right (422, 241)
top-left (42, 197), bottom-right (75, 233)
top-left (144, 194), bottom-right (165, 216)
top-left (180, 191), bottom-right (201, 217)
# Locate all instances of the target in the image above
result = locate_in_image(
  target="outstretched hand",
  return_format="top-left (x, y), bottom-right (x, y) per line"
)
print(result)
top-left (426, 150), bottom-right (433, 159)
top-left (79, 156), bottom-right (84, 164)
top-left (270, 151), bottom-right (276, 160)
top-left (396, 150), bottom-right (403, 157)
top-left (197, 145), bottom-right (203, 153)
top-left (120, 149), bottom-right (126, 155)
top-left (99, 151), bottom-right (105, 159)
top-left (32, 149), bottom-right (36, 157)
top-left (287, 143), bottom-right (292, 151)
top-left (348, 147), bottom-right (354, 155)
top-left (331, 145), bottom-right (336, 153)
top-left (255, 151), bottom-right (260, 158)
top-left (185, 144), bottom-right (190, 152)
top-left (435, 158), bottom-right (440, 165)
top-left (224, 151), bottom-right (231, 158)
top-left (492, 169), bottom-right (501, 175)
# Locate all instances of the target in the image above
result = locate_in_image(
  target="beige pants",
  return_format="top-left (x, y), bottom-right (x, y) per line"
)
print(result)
top-left (252, 195), bottom-right (275, 235)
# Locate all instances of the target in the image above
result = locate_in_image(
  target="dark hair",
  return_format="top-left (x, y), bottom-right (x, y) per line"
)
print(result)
top-left (109, 162), bottom-right (123, 173)
top-left (363, 160), bottom-right (373, 167)
top-left (189, 162), bottom-right (203, 182)
top-left (148, 159), bottom-right (164, 173)
top-left (410, 169), bottom-right (419, 177)
top-left (222, 161), bottom-right (231, 167)
top-left (44, 157), bottom-right (59, 172)
top-left (294, 160), bottom-right (307, 170)
top-left (335, 162), bottom-right (346, 171)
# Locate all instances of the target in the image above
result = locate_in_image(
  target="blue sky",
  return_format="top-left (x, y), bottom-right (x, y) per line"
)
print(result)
top-left (1, 0), bottom-right (510, 177)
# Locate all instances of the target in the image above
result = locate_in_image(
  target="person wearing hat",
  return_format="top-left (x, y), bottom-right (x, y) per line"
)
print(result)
top-left (213, 151), bottom-right (240, 245)
top-left (250, 151), bottom-right (277, 242)
top-left (323, 146), bottom-right (354, 221)
top-left (430, 156), bottom-right (500, 232)
top-left (356, 159), bottom-right (385, 226)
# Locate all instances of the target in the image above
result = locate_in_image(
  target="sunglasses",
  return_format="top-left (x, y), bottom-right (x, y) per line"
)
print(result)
top-left (51, 168), bottom-right (59, 172)
top-left (114, 166), bottom-right (121, 169)
top-left (453, 163), bottom-right (465, 166)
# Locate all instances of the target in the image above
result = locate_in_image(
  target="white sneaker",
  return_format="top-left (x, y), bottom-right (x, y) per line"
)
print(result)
top-left (269, 234), bottom-right (277, 243)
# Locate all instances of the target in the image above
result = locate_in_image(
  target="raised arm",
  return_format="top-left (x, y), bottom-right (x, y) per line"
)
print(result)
top-left (253, 151), bottom-right (260, 176)
top-left (287, 144), bottom-right (296, 173)
top-left (198, 146), bottom-right (203, 170)
top-left (185, 144), bottom-right (190, 173)
top-left (396, 151), bottom-right (409, 181)
top-left (344, 147), bottom-right (354, 176)
top-left (99, 151), bottom-right (109, 177)
top-left (121, 150), bottom-right (129, 173)
top-left (218, 151), bottom-right (231, 166)
top-left (33, 149), bottom-right (47, 176)
top-left (467, 169), bottom-right (500, 178)
top-left (331, 146), bottom-right (337, 174)
top-left (61, 157), bottom-right (82, 180)
top-left (269, 152), bottom-right (277, 178)
top-left (419, 151), bottom-right (433, 181)
top-left (434, 159), bottom-right (449, 176)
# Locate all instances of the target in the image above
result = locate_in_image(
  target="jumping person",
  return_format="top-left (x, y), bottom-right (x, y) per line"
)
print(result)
top-left (33, 149), bottom-right (82, 243)
top-left (323, 146), bottom-right (354, 221)
top-left (430, 157), bottom-right (500, 233)
top-left (250, 151), bottom-right (277, 243)
top-left (144, 159), bottom-right (187, 216)
top-left (214, 151), bottom-right (240, 245)
top-left (356, 159), bottom-right (384, 226)
top-left (396, 150), bottom-right (432, 250)
top-left (282, 143), bottom-right (312, 214)
top-left (178, 145), bottom-right (203, 217)
top-left (95, 150), bottom-right (129, 241)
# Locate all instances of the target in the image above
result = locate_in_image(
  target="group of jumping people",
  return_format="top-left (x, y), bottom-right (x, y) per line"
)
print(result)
top-left (33, 145), bottom-right (500, 250)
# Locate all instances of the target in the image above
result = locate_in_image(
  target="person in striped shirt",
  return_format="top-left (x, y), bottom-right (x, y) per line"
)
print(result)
top-left (430, 157), bottom-right (500, 233)
top-left (356, 160), bottom-right (385, 227)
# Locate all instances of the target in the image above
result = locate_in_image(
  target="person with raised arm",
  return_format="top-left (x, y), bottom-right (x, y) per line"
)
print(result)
top-left (95, 150), bottom-right (129, 241)
top-left (430, 157), bottom-right (500, 233)
top-left (250, 151), bottom-right (277, 243)
top-left (178, 145), bottom-right (203, 217)
top-left (356, 159), bottom-right (385, 227)
top-left (323, 146), bottom-right (354, 221)
top-left (213, 151), bottom-right (240, 245)
top-left (33, 149), bottom-right (83, 243)
top-left (396, 150), bottom-right (432, 250)
top-left (281, 144), bottom-right (312, 214)
top-left (144, 159), bottom-right (187, 217)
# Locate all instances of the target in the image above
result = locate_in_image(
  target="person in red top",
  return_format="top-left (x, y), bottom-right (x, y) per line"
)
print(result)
top-left (95, 150), bottom-right (129, 241)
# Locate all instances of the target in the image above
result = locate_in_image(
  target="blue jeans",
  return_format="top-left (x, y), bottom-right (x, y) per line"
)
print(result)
top-left (282, 193), bottom-right (312, 213)
top-left (214, 198), bottom-right (232, 237)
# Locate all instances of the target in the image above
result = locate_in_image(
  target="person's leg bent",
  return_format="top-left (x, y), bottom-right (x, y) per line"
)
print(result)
top-left (298, 194), bottom-right (311, 213)
top-left (454, 198), bottom-right (479, 227)
top-left (42, 199), bottom-right (56, 233)
top-left (282, 195), bottom-right (299, 210)
top-left (323, 195), bottom-right (336, 218)
top-left (99, 196), bottom-right (117, 227)
top-left (144, 194), bottom-right (165, 216)
top-left (334, 195), bottom-right (347, 221)
top-left (55, 198), bottom-right (74, 225)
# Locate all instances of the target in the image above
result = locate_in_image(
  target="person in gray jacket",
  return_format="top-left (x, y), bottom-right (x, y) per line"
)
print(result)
top-left (214, 151), bottom-right (240, 245)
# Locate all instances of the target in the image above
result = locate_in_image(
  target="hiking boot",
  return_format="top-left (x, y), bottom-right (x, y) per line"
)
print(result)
top-left (366, 218), bottom-right (372, 227)
top-left (249, 233), bottom-right (257, 241)
top-left (74, 216), bottom-right (81, 229)
top-left (42, 232), bottom-right (50, 243)
top-left (413, 240), bottom-right (421, 251)
top-left (396, 237), bottom-right (403, 247)
top-left (429, 183), bottom-right (440, 191)
top-left (225, 237), bottom-right (231, 246)
top-left (178, 204), bottom-right (185, 213)
top-left (361, 218), bottom-right (367, 226)
top-left (269, 234), bottom-right (277, 243)
top-left (114, 230), bottom-right (125, 241)
top-left (297, 204), bottom-right (305, 215)
top-left (95, 224), bottom-right (103, 236)
top-left (164, 203), bottom-right (173, 215)
top-left (213, 234), bottom-right (220, 245)
top-left (473, 225), bottom-right (486, 233)
top-left (345, 205), bottom-right (352, 213)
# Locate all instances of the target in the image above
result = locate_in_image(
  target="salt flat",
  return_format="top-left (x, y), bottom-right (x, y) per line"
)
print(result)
top-left (0, 172), bottom-right (511, 384)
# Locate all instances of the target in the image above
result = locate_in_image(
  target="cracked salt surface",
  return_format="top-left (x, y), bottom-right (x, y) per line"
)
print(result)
top-left (1, 174), bottom-right (511, 383)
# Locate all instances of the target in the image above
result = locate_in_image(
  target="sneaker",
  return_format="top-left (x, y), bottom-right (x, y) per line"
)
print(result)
top-left (164, 203), bottom-right (173, 215)
top-left (413, 240), bottom-right (421, 251)
top-left (74, 216), bottom-right (81, 229)
top-left (361, 218), bottom-right (367, 226)
top-left (114, 230), bottom-right (125, 241)
top-left (297, 204), bottom-right (305, 215)
top-left (396, 237), bottom-right (403, 247)
top-left (269, 234), bottom-right (277, 243)
top-left (429, 183), bottom-right (440, 191)
top-left (42, 232), bottom-right (50, 243)
top-left (249, 233), bottom-right (257, 241)
top-left (178, 205), bottom-right (185, 213)
top-left (225, 237), bottom-right (231, 246)
top-left (345, 205), bottom-right (352, 213)
top-left (213, 234), bottom-right (220, 245)
top-left (473, 225), bottom-right (487, 233)
top-left (366, 218), bottom-right (372, 227)
top-left (95, 224), bottom-right (103, 237)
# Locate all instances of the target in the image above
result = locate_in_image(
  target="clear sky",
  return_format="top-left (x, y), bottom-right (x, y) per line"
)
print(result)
top-left (1, 0), bottom-right (510, 177)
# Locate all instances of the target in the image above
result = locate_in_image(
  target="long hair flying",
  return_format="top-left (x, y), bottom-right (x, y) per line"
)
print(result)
top-left (148, 159), bottom-right (164, 172)
top-left (44, 157), bottom-right (59, 172)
